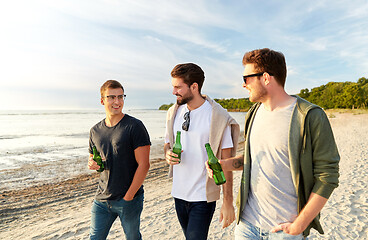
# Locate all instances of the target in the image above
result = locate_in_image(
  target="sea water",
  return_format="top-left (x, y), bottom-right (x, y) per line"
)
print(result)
top-left (0, 109), bottom-right (245, 189)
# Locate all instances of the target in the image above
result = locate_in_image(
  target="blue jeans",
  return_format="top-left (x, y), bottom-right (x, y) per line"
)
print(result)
top-left (89, 193), bottom-right (144, 240)
top-left (174, 198), bottom-right (216, 240)
top-left (235, 218), bottom-right (305, 240)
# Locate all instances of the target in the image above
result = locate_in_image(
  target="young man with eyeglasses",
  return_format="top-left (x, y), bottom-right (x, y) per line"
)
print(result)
top-left (88, 80), bottom-right (151, 240)
top-left (207, 48), bottom-right (340, 239)
top-left (164, 63), bottom-right (240, 240)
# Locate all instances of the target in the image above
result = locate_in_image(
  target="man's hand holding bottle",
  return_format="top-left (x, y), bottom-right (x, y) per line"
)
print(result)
top-left (165, 149), bottom-right (182, 165)
top-left (88, 154), bottom-right (104, 171)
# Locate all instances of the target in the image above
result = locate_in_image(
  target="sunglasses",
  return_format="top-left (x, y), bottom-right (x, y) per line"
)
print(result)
top-left (243, 72), bottom-right (273, 84)
top-left (182, 111), bottom-right (191, 131)
top-left (242, 73), bottom-right (264, 84)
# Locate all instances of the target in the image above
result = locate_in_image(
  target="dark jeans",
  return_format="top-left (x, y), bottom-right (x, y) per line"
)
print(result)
top-left (174, 198), bottom-right (216, 240)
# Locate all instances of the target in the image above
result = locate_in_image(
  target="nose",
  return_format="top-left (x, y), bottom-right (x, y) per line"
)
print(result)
top-left (242, 82), bottom-right (247, 88)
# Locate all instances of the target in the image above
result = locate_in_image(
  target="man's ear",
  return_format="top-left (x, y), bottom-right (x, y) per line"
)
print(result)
top-left (190, 82), bottom-right (199, 93)
top-left (264, 72), bottom-right (271, 86)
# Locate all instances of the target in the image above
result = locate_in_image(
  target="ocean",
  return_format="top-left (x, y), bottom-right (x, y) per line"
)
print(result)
top-left (0, 109), bottom-right (245, 190)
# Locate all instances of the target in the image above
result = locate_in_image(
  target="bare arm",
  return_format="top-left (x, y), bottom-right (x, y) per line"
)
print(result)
top-left (123, 145), bottom-right (151, 201)
top-left (271, 192), bottom-right (328, 235)
top-left (220, 148), bottom-right (235, 228)
top-left (219, 154), bottom-right (244, 171)
top-left (205, 154), bottom-right (244, 179)
top-left (164, 142), bottom-right (171, 156)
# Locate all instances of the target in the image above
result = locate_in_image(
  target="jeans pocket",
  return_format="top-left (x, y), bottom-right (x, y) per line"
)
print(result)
top-left (122, 197), bottom-right (134, 202)
top-left (120, 192), bottom-right (144, 205)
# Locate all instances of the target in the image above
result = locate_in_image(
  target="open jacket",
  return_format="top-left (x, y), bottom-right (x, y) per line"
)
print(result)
top-left (166, 95), bottom-right (240, 202)
top-left (236, 96), bottom-right (340, 237)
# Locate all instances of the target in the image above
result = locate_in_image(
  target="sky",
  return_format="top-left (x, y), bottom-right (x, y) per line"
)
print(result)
top-left (0, 0), bottom-right (367, 110)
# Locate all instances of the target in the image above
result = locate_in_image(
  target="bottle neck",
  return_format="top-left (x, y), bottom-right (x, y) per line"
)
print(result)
top-left (92, 147), bottom-right (97, 155)
top-left (205, 144), bottom-right (214, 158)
top-left (175, 132), bottom-right (181, 144)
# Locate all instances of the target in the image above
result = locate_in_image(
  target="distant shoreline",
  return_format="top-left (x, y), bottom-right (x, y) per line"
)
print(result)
top-left (158, 103), bottom-right (368, 114)
top-left (325, 108), bottom-right (368, 114)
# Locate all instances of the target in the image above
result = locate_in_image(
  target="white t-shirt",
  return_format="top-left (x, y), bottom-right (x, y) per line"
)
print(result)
top-left (165, 100), bottom-right (233, 201)
top-left (242, 98), bottom-right (298, 230)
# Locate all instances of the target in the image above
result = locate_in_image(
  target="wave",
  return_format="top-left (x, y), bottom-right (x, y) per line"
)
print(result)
top-left (2, 145), bottom-right (86, 156)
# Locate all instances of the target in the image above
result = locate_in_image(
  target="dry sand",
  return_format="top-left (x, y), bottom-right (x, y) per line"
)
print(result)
top-left (0, 112), bottom-right (367, 239)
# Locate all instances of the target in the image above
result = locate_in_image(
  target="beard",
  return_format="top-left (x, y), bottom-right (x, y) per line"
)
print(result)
top-left (176, 92), bottom-right (194, 105)
top-left (249, 82), bottom-right (267, 103)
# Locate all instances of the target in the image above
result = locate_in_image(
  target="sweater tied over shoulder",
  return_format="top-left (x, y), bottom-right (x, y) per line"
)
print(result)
top-left (165, 95), bottom-right (240, 202)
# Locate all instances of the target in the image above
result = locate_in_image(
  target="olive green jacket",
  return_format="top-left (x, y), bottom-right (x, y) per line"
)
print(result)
top-left (236, 96), bottom-right (340, 237)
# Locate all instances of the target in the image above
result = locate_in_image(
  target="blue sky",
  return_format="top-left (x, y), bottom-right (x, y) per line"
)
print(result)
top-left (0, 0), bottom-right (367, 110)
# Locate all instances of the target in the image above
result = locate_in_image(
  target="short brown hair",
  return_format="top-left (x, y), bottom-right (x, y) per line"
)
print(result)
top-left (100, 80), bottom-right (124, 97)
top-left (171, 63), bottom-right (205, 93)
top-left (243, 48), bottom-right (287, 87)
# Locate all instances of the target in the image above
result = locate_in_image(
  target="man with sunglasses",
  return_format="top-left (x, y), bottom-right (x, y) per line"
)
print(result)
top-left (88, 80), bottom-right (151, 240)
top-left (207, 48), bottom-right (340, 239)
top-left (164, 63), bottom-right (240, 240)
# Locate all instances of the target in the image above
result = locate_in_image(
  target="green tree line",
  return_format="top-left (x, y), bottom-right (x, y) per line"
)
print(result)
top-left (213, 98), bottom-right (253, 111)
top-left (298, 77), bottom-right (368, 109)
top-left (158, 98), bottom-right (253, 111)
top-left (158, 77), bottom-right (368, 110)
top-left (158, 103), bottom-right (174, 110)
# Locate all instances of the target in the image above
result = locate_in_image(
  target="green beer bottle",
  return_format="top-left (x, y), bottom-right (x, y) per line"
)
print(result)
top-left (205, 143), bottom-right (226, 185)
top-left (92, 146), bottom-right (105, 172)
top-left (172, 131), bottom-right (182, 163)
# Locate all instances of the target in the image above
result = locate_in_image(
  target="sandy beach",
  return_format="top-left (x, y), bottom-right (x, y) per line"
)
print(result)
top-left (0, 111), bottom-right (367, 239)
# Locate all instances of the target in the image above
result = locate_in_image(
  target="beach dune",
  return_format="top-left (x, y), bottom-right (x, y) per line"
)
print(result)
top-left (0, 112), bottom-right (367, 239)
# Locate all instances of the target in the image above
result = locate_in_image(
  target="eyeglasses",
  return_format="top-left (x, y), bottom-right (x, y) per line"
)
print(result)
top-left (104, 94), bottom-right (126, 101)
top-left (182, 111), bottom-right (191, 131)
top-left (242, 73), bottom-right (265, 84)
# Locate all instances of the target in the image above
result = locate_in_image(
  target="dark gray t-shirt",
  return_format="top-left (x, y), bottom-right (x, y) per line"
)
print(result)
top-left (89, 114), bottom-right (151, 201)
